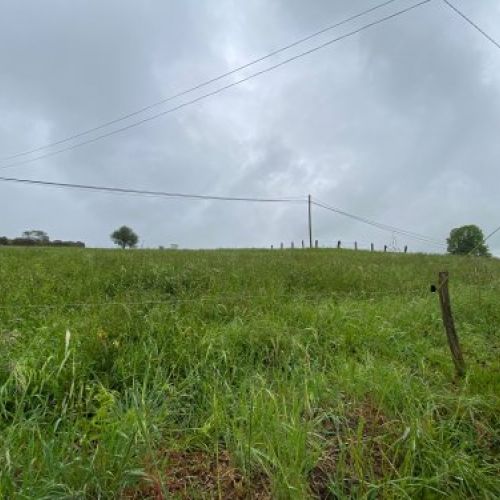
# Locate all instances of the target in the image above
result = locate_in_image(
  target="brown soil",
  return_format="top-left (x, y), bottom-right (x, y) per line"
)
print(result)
top-left (309, 400), bottom-right (395, 499)
top-left (122, 449), bottom-right (270, 499)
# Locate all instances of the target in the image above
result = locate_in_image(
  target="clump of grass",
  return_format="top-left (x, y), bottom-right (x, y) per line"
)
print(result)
top-left (0, 248), bottom-right (499, 498)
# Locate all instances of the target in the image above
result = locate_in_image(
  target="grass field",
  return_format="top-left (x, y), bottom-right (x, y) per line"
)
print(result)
top-left (0, 247), bottom-right (499, 499)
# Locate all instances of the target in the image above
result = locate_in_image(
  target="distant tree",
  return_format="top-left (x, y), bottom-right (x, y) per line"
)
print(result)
top-left (447, 225), bottom-right (490, 256)
top-left (111, 226), bottom-right (139, 249)
top-left (22, 230), bottom-right (49, 242)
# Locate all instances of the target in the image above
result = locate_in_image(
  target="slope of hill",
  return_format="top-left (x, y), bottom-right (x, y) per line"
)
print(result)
top-left (0, 248), bottom-right (499, 498)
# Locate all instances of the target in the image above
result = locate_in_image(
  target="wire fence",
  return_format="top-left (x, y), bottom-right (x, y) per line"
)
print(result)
top-left (271, 239), bottom-right (415, 252)
top-left (0, 280), bottom-right (498, 312)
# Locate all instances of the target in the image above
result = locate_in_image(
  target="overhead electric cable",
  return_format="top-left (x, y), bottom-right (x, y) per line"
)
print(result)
top-left (442, 0), bottom-right (500, 50)
top-left (312, 199), bottom-right (446, 247)
top-left (484, 224), bottom-right (500, 243)
top-left (466, 223), bottom-right (500, 256)
top-left (0, 175), bottom-right (305, 203)
top-left (313, 200), bottom-right (445, 246)
top-left (0, 175), bottom-right (450, 248)
top-left (0, 0), bottom-right (404, 162)
top-left (0, 0), bottom-right (432, 171)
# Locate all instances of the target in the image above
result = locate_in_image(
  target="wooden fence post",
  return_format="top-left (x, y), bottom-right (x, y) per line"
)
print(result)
top-left (371, 243), bottom-right (374, 252)
top-left (436, 271), bottom-right (466, 377)
top-left (384, 245), bottom-right (387, 252)
top-left (302, 240), bottom-right (305, 249)
top-left (404, 245), bottom-right (408, 254)
top-left (291, 241), bottom-right (294, 249)
top-left (354, 241), bottom-right (358, 251)
top-left (337, 240), bottom-right (341, 249)
top-left (314, 240), bottom-right (319, 249)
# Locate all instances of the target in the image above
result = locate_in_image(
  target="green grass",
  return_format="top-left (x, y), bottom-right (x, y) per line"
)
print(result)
top-left (0, 247), bottom-right (499, 499)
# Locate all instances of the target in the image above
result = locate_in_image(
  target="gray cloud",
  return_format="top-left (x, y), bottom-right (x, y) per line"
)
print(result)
top-left (1, 0), bottom-right (499, 253)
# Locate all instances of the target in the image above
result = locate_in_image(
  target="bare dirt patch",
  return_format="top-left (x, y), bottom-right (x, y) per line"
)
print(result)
top-left (309, 400), bottom-right (396, 499)
top-left (123, 449), bottom-right (270, 499)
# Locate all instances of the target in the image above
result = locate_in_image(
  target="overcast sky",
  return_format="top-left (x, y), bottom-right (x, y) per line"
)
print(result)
top-left (1, 0), bottom-right (499, 253)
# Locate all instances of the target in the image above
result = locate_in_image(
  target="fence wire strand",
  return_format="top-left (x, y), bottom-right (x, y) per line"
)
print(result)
top-left (0, 288), bottom-right (439, 311)
top-left (1, 279), bottom-right (498, 312)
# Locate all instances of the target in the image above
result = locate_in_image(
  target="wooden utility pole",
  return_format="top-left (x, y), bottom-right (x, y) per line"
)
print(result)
top-left (437, 272), bottom-right (466, 377)
top-left (308, 194), bottom-right (313, 249)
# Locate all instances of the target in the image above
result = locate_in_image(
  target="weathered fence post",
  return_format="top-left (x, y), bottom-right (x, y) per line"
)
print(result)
top-left (371, 243), bottom-right (374, 252)
top-left (436, 272), bottom-right (466, 377)
top-left (404, 245), bottom-right (408, 254)
top-left (314, 240), bottom-right (319, 249)
top-left (302, 240), bottom-right (305, 249)
top-left (354, 241), bottom-right (358, 251)
top-left (337, 240), bottom-right (341, 249)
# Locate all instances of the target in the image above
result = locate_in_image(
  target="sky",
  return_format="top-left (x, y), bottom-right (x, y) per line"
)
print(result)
top-left (1, 0), bottom-right (499, 253)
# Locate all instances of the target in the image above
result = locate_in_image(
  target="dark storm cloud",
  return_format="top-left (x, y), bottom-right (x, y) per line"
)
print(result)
top-left (0, 0), bottom-right (499, 253)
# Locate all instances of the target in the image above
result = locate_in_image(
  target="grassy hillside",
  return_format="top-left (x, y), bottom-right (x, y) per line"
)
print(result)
top-left (0, 248), bottom-right (499, 498)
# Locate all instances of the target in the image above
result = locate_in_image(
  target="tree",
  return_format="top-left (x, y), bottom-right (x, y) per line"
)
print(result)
top-left (447, 225), bottom-right (490, 256)
top-left (111, 226), bottom-right (139, 249)
top-left (22, 230), bottom-right (49, 242)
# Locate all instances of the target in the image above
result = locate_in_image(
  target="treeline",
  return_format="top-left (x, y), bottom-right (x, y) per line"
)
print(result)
top-left (0, 238), bottom-right (85, 247)
top-left (0, 231), bottom-right (85, 248)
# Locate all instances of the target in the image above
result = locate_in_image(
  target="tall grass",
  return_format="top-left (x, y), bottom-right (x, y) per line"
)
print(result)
top-left (0, 248), bottom-right (499, 498)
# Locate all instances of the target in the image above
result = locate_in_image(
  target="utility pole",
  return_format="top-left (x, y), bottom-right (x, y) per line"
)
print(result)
top-left (308, 194), bottom-right (313, 249)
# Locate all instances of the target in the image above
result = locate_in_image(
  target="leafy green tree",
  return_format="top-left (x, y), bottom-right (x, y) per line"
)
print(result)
top-left (110, 226), bottom-right (139, 249)
top-left (22, 230), bottom-right (49, 242)
top-left (447, 225), bottom-right (490, 256)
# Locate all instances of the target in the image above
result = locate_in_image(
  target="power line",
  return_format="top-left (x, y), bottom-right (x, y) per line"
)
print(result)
top-left (0, 175), bottom-right (446, 247)
top-left (442, 0), bottom-right (500, 50)
top-left (0, 175), bottom-right (305, 203)
top-left (312, 198), bottom-right (446, 247)
top-left (484, 224), bottom-right (500, 243)
top-left (314, 201), bottom-right (445, 247)
top-left (0, 0), bottom-right (433, 171)
top-left (466, 223), bottom-right (500, 256)
top-left (0, 0), bottom-right (404, 163)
